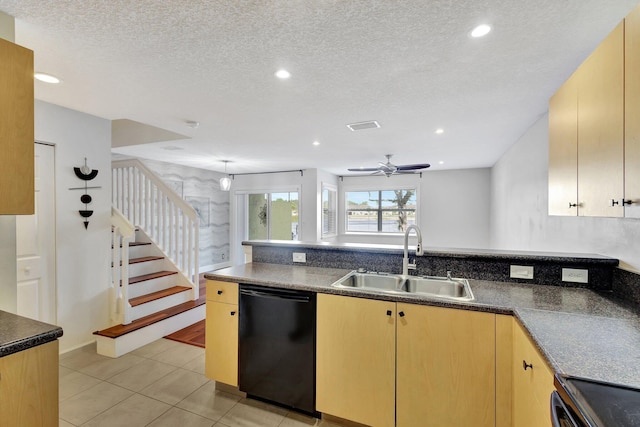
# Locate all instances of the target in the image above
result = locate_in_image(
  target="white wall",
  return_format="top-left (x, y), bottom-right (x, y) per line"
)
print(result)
top-left (491, 113), bottom-right (640, 273)
top-left (35, 100), bottom-right (112, 353)
top-left (336, 169), bottom-right (492, 248)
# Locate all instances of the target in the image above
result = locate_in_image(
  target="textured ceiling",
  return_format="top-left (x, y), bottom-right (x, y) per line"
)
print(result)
top-left (1, 0), bottom-right (638, 175)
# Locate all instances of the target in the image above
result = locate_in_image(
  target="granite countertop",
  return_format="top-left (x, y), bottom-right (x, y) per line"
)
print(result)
top-left (206, 262), bottom-right (640, 388)
top-left (0, 311), bottom-right (63, 357)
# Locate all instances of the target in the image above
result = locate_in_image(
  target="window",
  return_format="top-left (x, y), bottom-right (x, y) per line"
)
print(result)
top-left (346, 189), bottom-right (416, 233)
top-left (248, 192), bottom-right (299, 240)
top-left (322, 184), bottom-right (337, 237)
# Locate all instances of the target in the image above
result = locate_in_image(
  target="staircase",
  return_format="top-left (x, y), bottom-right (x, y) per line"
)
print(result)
top-left (95, 159), bottom-right (204, 357)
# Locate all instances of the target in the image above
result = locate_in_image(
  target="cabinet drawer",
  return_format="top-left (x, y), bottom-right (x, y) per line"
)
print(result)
top-left (206, 280), bottom-right (238, 304)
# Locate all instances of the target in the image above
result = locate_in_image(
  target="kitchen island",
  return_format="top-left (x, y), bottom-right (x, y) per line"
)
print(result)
top-left (0, 310), bottom-right (63, 426)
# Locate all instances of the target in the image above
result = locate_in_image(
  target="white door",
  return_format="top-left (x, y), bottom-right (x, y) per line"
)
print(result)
top-left (16, 143), bottom-right (56, 323)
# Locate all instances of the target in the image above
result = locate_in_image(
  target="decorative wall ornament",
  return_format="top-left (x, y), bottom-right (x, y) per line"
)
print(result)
top-left (69, 158), bottom-right (100, 229)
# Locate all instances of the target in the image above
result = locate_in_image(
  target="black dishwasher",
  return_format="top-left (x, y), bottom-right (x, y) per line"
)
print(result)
top-left (238, 284), bottom-right (316, 414)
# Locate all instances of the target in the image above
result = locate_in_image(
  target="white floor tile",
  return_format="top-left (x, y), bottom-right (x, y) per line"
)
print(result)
top-left (59, 382), bottom-right (133, 425)
top-left (147, 407), bottom-right (216, 427)
top-left (140, 367), bottom-right (210, 405)
top-left (80, 393), bottom-right (170, 427)
top-left (176, 381), bottom-right (241, 421)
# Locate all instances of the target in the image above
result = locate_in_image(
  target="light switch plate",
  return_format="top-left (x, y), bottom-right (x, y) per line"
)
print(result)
top-left (510, 265), bottom-right (534, 280)
top-left (562, 268), bottom-right (588, 283)
top-left (292, 252), bottom-right (306, 263)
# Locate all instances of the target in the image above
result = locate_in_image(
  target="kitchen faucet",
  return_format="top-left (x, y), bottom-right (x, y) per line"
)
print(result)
top-left (402, 224), bottom-right (424, 277)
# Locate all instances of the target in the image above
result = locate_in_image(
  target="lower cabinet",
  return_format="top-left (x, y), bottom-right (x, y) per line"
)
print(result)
top-left (316, 294), bottom-right (396, 427)
top-left (396, 303), bottom-right (495, 427)
top-left (205, 280), bottom-right (238, 386)
top-left (511, 320), bottom-right (555, 427)
top-left (0, 340), bottom-right (58, 426)
top-left (316, 294), bottom-right (496, 427)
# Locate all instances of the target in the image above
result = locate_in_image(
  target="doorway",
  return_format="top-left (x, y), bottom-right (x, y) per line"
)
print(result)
top-left (16, 142), bottom-right (56, 324)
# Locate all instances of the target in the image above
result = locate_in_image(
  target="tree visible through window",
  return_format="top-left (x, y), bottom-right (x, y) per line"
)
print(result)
top-left (346, 189), bottom-right (416, 233)
top-left (248, 192), bottom-right (299, 240)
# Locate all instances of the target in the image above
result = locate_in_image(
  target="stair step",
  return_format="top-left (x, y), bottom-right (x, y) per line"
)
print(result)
top-left (129, 285), bottom-right (191, 307)
top-left (129, 241), bottom-right (151, 247)
top-left (111, 256), bottom-right (165, 268)
top-left (129, 270), bottom-right (177, 285)
top-left (130, 256), bottom-right (164, 264)
top-left (94, 280), bottom-right (206, 339)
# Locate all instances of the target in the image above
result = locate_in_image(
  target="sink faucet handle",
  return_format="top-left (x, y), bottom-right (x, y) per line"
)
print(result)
top-left (446, 270), bottom-right (452, 280)
top-left (416, 242), bottom-right (424, 256)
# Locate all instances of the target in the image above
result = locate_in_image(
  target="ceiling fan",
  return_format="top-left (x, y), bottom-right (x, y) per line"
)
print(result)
top-left (347, 154), bottom-right (430, 177)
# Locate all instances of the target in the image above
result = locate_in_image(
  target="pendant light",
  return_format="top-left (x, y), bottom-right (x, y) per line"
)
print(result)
top-left (219, 160), bottom-right (231, 191)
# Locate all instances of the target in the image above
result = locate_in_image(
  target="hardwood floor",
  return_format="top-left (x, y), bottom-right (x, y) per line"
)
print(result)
top-left (164, 319), bottom-right (205, 348)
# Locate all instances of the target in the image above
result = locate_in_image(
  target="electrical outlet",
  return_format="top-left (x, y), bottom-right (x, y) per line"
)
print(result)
top-left (510, 265), bottom-right (534, 280)
top-left (562, 268), bottom-right (588, 283)
top-left (292, 252), bottom-right (306, 263)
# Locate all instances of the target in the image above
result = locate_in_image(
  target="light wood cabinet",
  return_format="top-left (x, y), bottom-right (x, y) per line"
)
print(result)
top-left (549, 20), bottom-right (628, 217)
top-left (0, 340), bottom-right (58, 426)
top-left (511, 320), bottom-right (555, 427)
top-left (396, 304), bottom-right (495, 427)
top-left (317, 295), bottom-right (496, 427)
top-left (577, 21), bottom-right (624, 217)
top-left (0, 38), bottom-right (34, 215)
top-left (548, 72), bottom-right (578, 216)
top-left (205, 280), bottom-right (238, 386)
top-left (316, 293), bottom-right (396, 427)
top-left (625, 4), bottom-right (640, 218)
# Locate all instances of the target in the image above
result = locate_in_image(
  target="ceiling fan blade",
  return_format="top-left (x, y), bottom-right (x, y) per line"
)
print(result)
top-left (396, 163), bottom-right (431, 171)
top-left (347, 167), bottom-right (381, 172)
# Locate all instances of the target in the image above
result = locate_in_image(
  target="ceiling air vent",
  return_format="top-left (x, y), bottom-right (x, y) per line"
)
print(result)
top-left (346, 120), bottom-right (380, 131)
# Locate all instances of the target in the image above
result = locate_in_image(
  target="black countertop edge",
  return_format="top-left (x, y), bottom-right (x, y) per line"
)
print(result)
top-left (0, 311), bottom-right (64, 358)
top-left (0, 329), bottom-right (63, 358)
top-left (242, 240), bottom-right (619, 265)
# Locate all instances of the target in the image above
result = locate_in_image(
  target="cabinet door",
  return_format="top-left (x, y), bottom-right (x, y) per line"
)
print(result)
top-left (316, 294), bottom-right (396, 427)
top-left (396, 304), bottom-right (495, 427)
top-left (0, 340), bottom-right (58, 426)
top-left (625, 4), bottom-right (640, 218)
top-left (548, 72), bottom-right (578, 216)
top-left (205, 301), bottom-right (238, 386)
top-left (206, 280), bottom-right (238, 304)
top-left (512, 322), bottom-right (555, 427)
top-left (0, 38), bottom-right (34, 215)
top-left (577, 22), bottom-right (624, 217)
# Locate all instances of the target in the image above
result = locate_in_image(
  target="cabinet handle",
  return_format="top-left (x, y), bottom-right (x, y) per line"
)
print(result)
top-left (230, 311), bottom-right (236, 316)
top-left (568, 203), bottom-right (578, 208)
top-left (523, 360), bottom-right (533, 370)
top-left (399, 311), bottom-right (405, 318)
top-left (386, 310), bottom-right (392, 316)
top-left (611, 199), bottom-right (619, 207)
top-left (622, 199), bottom-right (635, 205)
top-left (217, 290), bottom-right (223, 295)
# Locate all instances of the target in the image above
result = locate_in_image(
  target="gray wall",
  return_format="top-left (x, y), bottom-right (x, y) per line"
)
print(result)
top-left (491, 113), bottom-right (640, 273)
top-left (141, 159), bottom-right (230, 270)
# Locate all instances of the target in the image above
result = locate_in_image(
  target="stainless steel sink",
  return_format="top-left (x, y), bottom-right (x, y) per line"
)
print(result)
top-left (332, 271), bottom-right (404, 292)
top-left (405, 276), bottom-right (474, 301)
top-left (331, 271), bottom-right (474, 301)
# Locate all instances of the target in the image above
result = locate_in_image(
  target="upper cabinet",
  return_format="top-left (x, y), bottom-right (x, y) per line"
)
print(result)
top-left (549, 14), bottom-right (638, 218)
top-left (548, 72), bottom-right (578, 216)
top-left (577, 21), bottom-right (624, 217)
top-left (626, 4), bottom-right (640, 218)
top-left (0, 38), bottom-right (34, 215)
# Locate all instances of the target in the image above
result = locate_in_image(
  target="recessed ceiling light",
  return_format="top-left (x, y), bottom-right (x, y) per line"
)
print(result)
top-left (435, 128), bottom-right (444, 134)
top-left (34, 72), bottom-right (61, 84)
top-left (470, 24), bottom-right (491, 38)
top-left (275, 69), bottom-right (291, 79)
top-left (439, 161), bottom-right (445, 165)
top-left (313, 141), bottom-right (320, 146)
top-left (185, 120), bottom-right (199, 128)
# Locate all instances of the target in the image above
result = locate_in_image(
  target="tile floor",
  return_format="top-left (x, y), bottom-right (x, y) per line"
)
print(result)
top-left (59, 339), bottom-right (345, 427)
